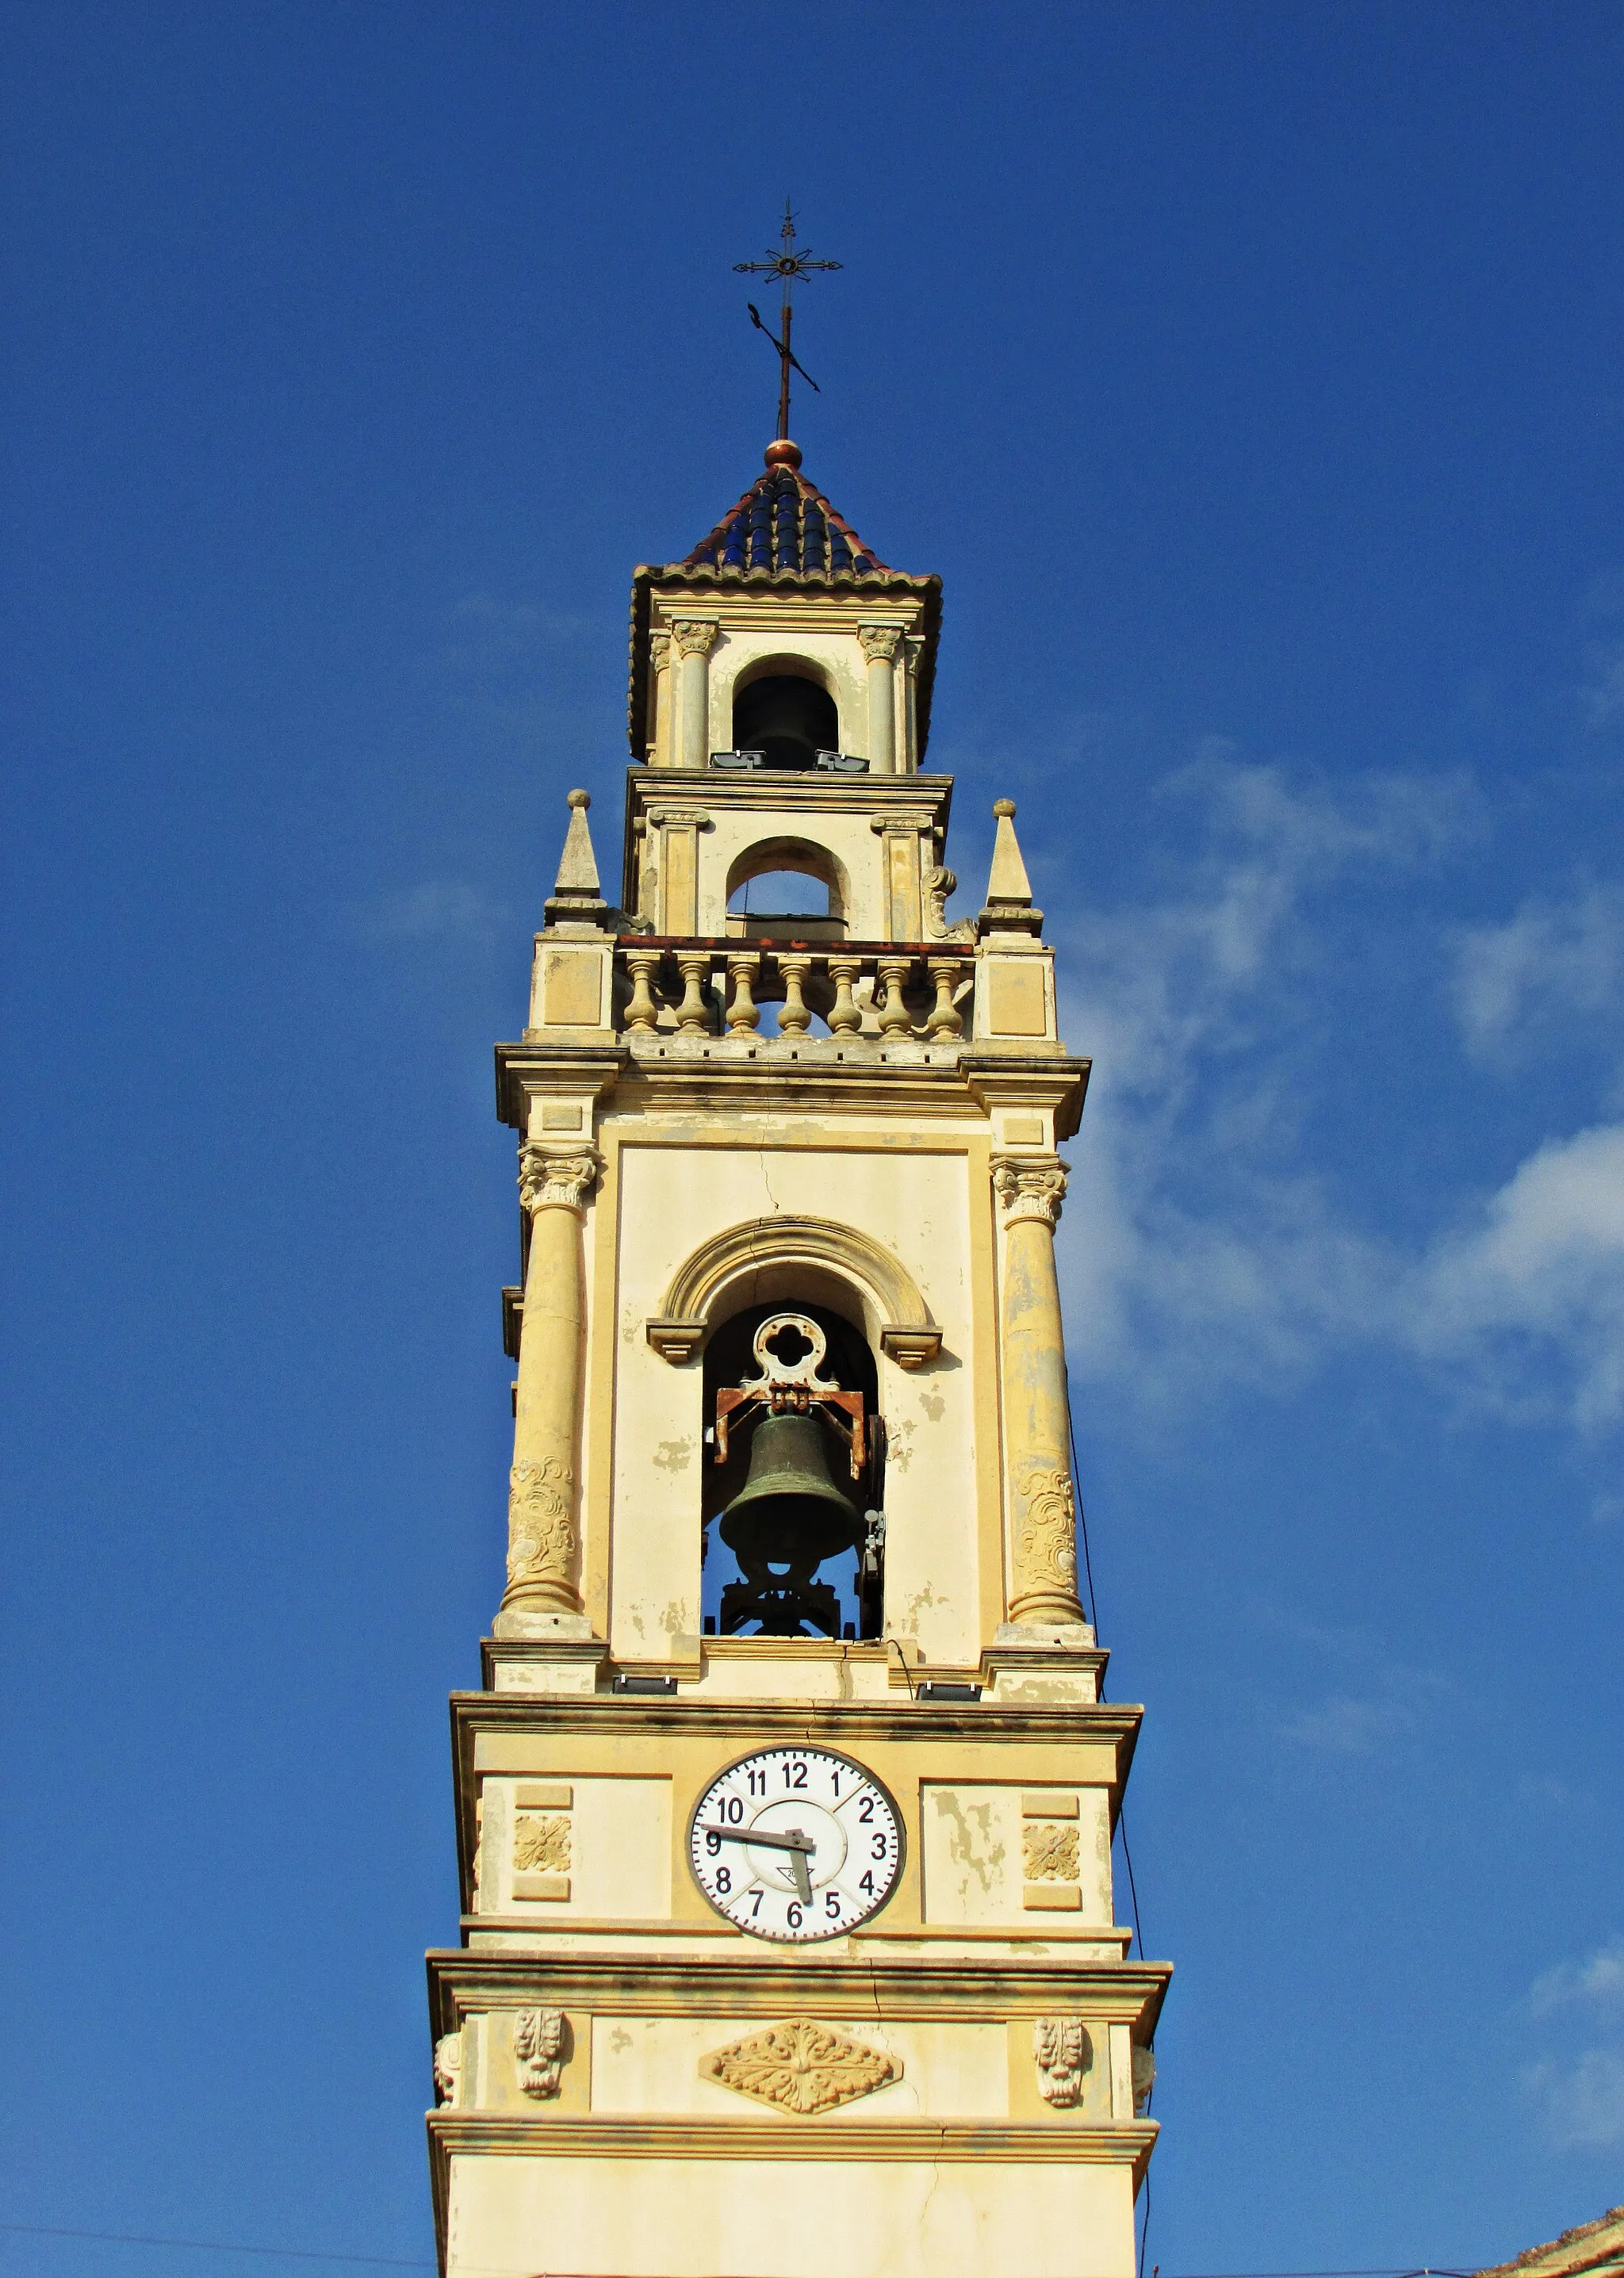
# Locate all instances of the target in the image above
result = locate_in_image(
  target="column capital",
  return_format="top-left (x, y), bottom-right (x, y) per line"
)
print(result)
top-left (671, 617), bottom-right (720, 658)
top-left (519, 1143), bottom-right (603, 1216)
top-left (857, 623), bottom-right (903, 664)
top-left (649, 630), bottom-right (672, 667)
top-left (992, 1154), bottom-right (1069, 1227)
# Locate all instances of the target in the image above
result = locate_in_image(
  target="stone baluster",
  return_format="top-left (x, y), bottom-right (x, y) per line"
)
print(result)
top-left (776, 955), bottom-right (814, 1036)
top-left (875, 956), bottom-right (914, 1036)
top-left (674, 951), bottom-right (714, 1034)
top-left (672, 619), bottom-right (718, 769)
top-left (497, 1144), bottom-right (603, 1628)
top-left (925, 957), bottom-right (964, 1038)
top-left (725, 952), bottom-right (761, 1034)
top-left (826, 956), bottom-right (864, 1036)
top-left (858, 625), bottom-right (902, 775)
top-left (622, 948), bottom-right (662, 1035)
top-left (991, 1156), bottom-right (1086, 1625)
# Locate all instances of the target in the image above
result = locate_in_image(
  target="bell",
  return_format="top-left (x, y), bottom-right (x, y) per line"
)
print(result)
top-left (718, 1411), bottom-right (860, 1588)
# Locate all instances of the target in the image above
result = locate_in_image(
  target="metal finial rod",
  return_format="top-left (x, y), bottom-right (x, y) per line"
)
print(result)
top-left (734, 199), bottom-right (841, 442)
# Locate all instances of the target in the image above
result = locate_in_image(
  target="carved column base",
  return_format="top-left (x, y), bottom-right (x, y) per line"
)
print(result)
top-left (491, 1607), bottom-right (598, 1642)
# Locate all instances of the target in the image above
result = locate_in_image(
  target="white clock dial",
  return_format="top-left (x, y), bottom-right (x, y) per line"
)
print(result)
top-left (688, 1748), bottom-right (904, 1943)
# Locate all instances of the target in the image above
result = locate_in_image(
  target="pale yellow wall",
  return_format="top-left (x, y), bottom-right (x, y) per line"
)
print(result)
top-left (446, 2151), bottom-right (1139, 2278)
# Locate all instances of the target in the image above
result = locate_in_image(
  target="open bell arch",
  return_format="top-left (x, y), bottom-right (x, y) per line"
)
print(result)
top-left (645, 1214), bottom-right (942, 1370)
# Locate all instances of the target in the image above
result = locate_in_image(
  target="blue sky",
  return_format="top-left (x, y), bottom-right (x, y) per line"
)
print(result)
top-left (3, 6), bottom-right (1623, 2274)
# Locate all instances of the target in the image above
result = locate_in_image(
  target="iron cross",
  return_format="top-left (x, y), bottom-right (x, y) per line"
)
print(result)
top-left (734, 200), bottom-right (842, 441)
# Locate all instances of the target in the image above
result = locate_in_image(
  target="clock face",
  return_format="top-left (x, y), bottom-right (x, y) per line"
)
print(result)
top-left (688, 1748), bottom-right (904, 1943)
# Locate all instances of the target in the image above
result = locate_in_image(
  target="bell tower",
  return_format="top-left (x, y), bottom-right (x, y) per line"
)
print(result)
top-left (424, 429), bottom-right (1170, 2278)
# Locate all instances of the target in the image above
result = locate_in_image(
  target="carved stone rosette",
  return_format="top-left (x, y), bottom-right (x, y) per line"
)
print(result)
top-left (1032, 2016), bottom-right (1093, 2108)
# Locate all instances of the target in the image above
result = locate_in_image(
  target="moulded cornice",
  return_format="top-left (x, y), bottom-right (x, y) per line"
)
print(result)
top-left (426, 1949), bottom-right (1172, 2035)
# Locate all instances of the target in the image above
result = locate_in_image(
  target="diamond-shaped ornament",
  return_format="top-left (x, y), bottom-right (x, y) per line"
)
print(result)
top-left (699, 2019), bottom-right (898, 2115)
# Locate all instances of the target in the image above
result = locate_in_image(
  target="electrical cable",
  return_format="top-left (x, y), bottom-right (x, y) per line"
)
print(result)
top-left (0, 2219), bottom-right (434, 2267)
top-left (1068, 1393), bottom-right (1151, 2278)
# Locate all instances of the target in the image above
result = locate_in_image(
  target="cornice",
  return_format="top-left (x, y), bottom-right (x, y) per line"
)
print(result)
top-left (450, 1690), bottom-right (1143, 1752)
top-left (427, 1948), bottom-right (1172, 2030)
top-left (496, 1036), bottom-right (1091, 1132)
top-left (426, 2109), bottom-right (1159, 2169)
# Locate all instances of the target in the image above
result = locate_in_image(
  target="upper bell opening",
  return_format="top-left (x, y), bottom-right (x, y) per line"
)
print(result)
top-left (732, 673), bottom-right (839, 771)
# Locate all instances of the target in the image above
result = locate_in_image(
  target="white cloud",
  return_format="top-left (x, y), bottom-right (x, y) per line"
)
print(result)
top-left (1530, 1936), bottom-right (1624, 2017)
top-left (1411, 1124), bottom-right (1624, 1432)
top-left (1524, 1938), bottom-right (1624, 2149)
top-left (1452, 885), bottom-right (1624, 1059)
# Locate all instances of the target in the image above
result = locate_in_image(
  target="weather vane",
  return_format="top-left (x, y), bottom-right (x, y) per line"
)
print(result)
top-left (734, 200), bottom-right (842, 443)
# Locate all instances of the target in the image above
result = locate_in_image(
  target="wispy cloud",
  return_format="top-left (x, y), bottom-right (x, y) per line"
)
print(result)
top-left (1452, 884), bottom-right (1624, 1061)
top-left (1280, 1664), bottom-right (1450, 1755)
top-left (1054, 754), bottom-right (1466, 1406)
top-left (355, 880), bottom-right (512, 947)
top-left (1050, 752), bottom-right (1624, 1437)
top-left (1524, 1936), bottom-right (1624, 2148)
top-left (1409, 1124), bottom-right (1624, 1433)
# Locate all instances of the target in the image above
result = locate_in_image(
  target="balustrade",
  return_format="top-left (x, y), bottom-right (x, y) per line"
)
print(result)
top-left (614, 943), bottom-right (967, 1043)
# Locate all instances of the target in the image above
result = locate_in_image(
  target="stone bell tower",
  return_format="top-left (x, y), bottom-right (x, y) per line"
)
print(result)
top-left (424, 436), bottom-right (1170, 2278)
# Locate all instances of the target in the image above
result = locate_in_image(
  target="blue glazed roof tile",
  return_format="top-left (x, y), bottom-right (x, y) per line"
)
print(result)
top-left (682, 464), bottom-right (890, 579)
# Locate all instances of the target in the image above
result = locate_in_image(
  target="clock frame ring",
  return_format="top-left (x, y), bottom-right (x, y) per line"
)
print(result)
top-left (685, 1744), bottom-right (907, 1943)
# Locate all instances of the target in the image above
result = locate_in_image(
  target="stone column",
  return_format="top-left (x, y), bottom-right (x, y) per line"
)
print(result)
top-left (672, 618), bottom-right (718, 769)
top-left (992, 1156), bottom-right (1086, 1625)
top-left (858, 624), bottom-right (902, 774)
top-left (903, 635), bottom-right (925, 773)
top-left (648, 631), bottom-right (673, 765)
top-left (497, 1143), bottom-right (602, 1630)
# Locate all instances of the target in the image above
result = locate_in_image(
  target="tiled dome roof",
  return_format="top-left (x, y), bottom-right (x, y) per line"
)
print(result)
top-left (683, 464), bottom-right (891, 579)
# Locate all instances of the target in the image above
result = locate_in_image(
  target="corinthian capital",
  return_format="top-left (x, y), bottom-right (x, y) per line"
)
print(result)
top-left (649, 630), bottom-right (672, 670)
top-left (857, 623), bottom-right (902, 664)
top-left (992, 1154), bottom-right (1069, 1228)
top-left (519, 1144), bottom-right (603, 1216)
top-left (671, 618), bottom-right (719, 659)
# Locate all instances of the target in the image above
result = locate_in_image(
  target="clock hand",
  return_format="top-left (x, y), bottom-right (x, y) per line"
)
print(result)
top-left (698, 1824), bottom-right (814, 1854)
top-left (786, 1840), bottom-right (812, 1905)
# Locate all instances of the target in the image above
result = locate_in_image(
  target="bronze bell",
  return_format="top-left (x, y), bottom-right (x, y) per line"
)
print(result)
top-left (718, 1411), bottom-right (860, 1589)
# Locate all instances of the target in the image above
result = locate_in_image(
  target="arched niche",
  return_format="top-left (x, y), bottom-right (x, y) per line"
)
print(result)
top-left (699, 1296), bottom-right (882, 1640)
top-left (645, 1216), bottom-right (942, 1372)
top-left (727, 655), bottom-right (840, 771)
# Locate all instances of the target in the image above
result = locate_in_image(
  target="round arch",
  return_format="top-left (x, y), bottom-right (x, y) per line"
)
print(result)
top-left (725, 836), bottom-right (851, 925)
top-left (645, 1215), bottom-right (942, 1371)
